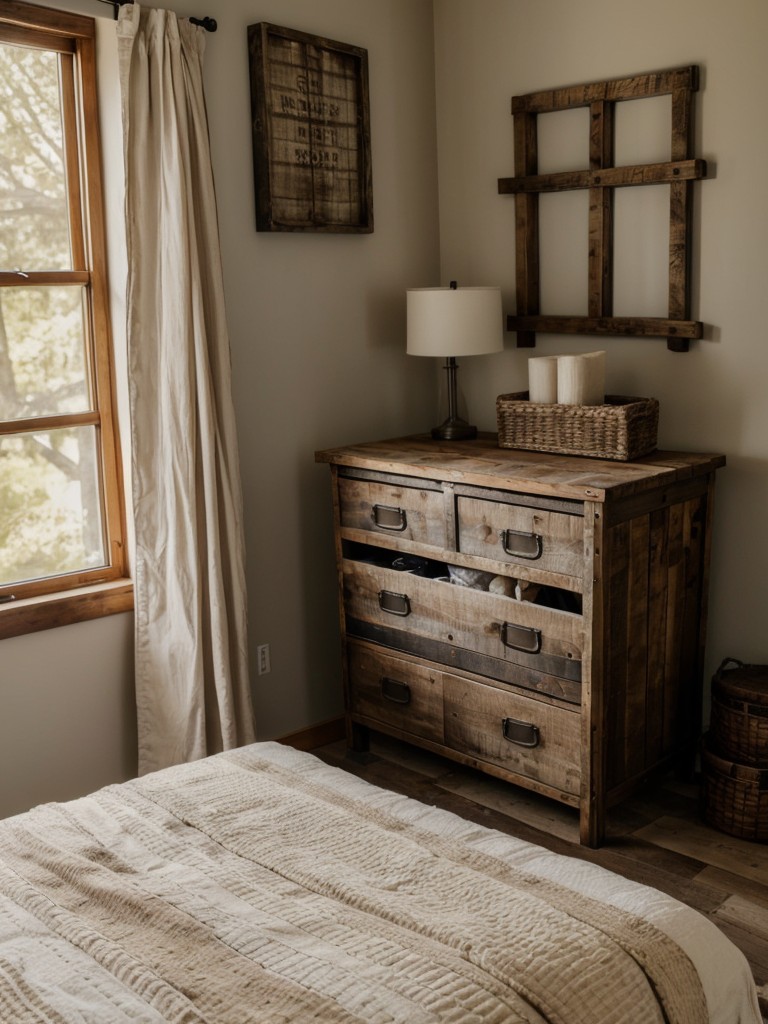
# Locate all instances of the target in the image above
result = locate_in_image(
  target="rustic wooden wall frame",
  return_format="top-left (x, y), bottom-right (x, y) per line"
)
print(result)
top-left (498, 66), bottom-right (707, 352)
top-left (248, 22), bottom-right (373, 233)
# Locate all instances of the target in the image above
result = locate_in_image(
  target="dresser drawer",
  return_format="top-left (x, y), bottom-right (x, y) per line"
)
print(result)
top-left (338, 476), bottom-right (448, 548)
top-left (444, 675), bottom-right (581, 796)
top-left (343, 560), bottom-right (583, 681)
top-left (457, 496), bottom-right (583, 579)
top-left (347, 641), bottom-right (444, 742)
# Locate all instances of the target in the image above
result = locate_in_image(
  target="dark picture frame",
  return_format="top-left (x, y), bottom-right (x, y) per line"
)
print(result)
top-left (247, 22), bottom-right (373, 233)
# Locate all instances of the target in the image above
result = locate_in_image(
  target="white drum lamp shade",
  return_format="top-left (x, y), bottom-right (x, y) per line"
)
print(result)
top-left (407, 284), bottom-right (503, 439)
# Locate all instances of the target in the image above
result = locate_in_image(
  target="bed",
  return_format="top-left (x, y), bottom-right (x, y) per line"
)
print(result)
top-left (0, 741), bottom-right (761, 1023)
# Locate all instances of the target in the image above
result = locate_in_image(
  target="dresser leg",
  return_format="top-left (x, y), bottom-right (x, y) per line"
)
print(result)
top-left (580, 795), bottom-right (606, 848)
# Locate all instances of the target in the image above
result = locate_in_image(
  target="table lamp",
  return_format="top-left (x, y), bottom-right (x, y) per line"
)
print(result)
top-left (407, 281), bottom-right (503, 440)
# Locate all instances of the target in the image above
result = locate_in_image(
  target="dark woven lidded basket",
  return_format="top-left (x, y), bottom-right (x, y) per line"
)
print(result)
top-left (701, 658), bottom-right (768, 842)
top-left (701, 738), bottom-right (768, 842)
top-left (709, 658), bottom-right (768, 766)
top-left (496, 393), bottom-right (659, 461)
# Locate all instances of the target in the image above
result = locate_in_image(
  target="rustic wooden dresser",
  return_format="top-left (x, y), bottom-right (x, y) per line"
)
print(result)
top-left (315, 435), bottom-right (724, 846)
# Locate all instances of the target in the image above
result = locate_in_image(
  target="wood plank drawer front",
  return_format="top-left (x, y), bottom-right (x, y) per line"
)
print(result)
top-left (338, 477), bottom-right (448, 547)
top-left (457, 496), bottom-right (584, 579)
top-left (444, 675), bottom-right (581, 796)
top-left (347, 642), bottom-right (444, 742)
top-left (343, 561), bottom-right (583, 680)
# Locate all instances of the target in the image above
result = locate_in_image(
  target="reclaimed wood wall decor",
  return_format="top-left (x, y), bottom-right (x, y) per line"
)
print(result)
top-left (498, 66), bottom-right (707, 352)
top-left (248, 23), bottom-right (373, 233)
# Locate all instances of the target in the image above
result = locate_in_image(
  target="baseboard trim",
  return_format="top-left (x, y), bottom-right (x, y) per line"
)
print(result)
top-left (277, 717), bottom-right (345, 752)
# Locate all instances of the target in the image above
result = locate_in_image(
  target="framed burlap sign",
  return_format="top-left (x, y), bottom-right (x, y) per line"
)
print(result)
top-left (248, 22), bottom-right (373, 233)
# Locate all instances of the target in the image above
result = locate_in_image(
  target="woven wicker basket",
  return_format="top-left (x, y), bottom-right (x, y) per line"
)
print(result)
top-left (709, 658), bottom-right (768, 767)
top-left (701, 736), bottom-right (768, 842)
top-left (496, 393), bottom-right (659, 461)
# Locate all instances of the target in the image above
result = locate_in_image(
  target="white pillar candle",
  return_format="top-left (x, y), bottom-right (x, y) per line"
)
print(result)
top-left (557, 351), bottom-right (605, 405)
top-left (528, 355), bottom-right (559, 404)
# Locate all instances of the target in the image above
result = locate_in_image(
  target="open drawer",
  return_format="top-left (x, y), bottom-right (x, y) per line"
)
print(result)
top-left (342, 557), bottom-right (583, 683)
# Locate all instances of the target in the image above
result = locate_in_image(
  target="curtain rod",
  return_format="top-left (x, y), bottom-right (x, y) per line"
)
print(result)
top-left (95, 0), bottom-right (217, 32)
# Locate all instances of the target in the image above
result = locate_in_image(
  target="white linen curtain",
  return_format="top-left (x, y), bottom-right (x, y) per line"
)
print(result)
top-left (117, 4), bottom-right (255, 774)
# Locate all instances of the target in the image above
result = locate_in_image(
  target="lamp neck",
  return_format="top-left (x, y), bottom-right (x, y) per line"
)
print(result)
top-left (431, 356), bottom-right (477, 441)
top-left (445, 356), bottom-right (459, 422)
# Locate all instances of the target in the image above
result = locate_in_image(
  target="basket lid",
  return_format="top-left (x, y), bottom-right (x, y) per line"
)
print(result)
top-left (713, 658), bottom-right (768, 705)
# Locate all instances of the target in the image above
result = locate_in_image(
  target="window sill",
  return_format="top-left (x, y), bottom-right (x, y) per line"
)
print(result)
top-left (0, 579), bottom-right (134, 641)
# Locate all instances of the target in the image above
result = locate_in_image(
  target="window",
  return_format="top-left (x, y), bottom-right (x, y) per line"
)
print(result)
top-left (0, 2), bottom-right (130, 637)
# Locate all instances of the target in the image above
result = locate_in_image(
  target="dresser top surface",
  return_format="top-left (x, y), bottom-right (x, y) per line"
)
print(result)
top-left (315, 433), bottom-right (725, 503)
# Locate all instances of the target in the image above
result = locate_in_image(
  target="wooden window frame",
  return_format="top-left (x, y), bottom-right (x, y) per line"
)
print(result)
top-left (498, 65), bottom-right (707, 353)
top-left (0, 1), bottom-right (132, 638)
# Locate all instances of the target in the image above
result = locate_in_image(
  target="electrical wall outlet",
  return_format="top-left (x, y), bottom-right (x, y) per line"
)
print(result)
top-left (256, 643), bottom-right (271, 675)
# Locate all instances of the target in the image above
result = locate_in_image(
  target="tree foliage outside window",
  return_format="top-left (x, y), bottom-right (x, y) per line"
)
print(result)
top-left (0, 5), bottom-right (126, 606)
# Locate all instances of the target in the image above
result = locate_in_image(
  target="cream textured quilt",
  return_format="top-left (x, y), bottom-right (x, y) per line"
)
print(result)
top-left (0, 742), bottom-right (761, 1023)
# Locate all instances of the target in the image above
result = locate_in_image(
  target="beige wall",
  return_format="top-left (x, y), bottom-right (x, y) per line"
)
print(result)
top-left (432, 0), bottom-right (768, 694)
top-left (0, 615), bottom-right (136, 819)
top-left (4, 0), bottom-right (765, 817)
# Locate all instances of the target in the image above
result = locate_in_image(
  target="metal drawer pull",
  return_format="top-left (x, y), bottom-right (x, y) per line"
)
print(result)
top-left (381, 677), bottom-right (411, 704)
top-left (500, 621), bottom-right (542, 654)
top-left (502, 717), bottom-right (540, 748)
top-left (499, 528), bottom-right (543, 560)
top-left (371, 503), bottom-right (408, 531)
top-left (378, 590), bottom-right (411, 616)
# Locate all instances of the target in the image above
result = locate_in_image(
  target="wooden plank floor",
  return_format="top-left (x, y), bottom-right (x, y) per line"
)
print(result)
top-left (312, 732), bottom-right (768, 1021)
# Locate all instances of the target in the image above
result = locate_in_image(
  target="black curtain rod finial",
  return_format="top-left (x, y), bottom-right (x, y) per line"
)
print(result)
top-left (99, 0), bottom-right (217, 31)
top-left (190, 16), bottom-right (217, 31)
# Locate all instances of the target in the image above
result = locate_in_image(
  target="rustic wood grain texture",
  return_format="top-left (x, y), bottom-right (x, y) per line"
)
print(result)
top-left (513, 110), bottom-right (539, 348)
top-left (510, 65), bottom-right (698, 114)
top-left (667, 84), bottom-right (697, 351)
top-left (625, 515), bottom-right (651, 780)
top-left (605, 519), bottom-right (631, 790)
top-left (0, 583), bottom-right (133, 640)
top-left (348, 640), bottom-right (444, 743)
top-left (636, 816), bottom-right (768, 886)
top-left (248, 22), bottom-right (373, 233)
top-left (342, 560), bottom-right (584, 669)
top-left (317, 435), bottom-right (724, 503)
top-left (338, 476), bottom-right (448, 547)
top-left (498, 158), bottom-right (705, 194)
top-left (580, 502), bottom-right (604, 846)
top-left (646, 507), bottom-right (671, 764)
top-left (677, 494), bottom-right (708, 766)
top-left (318, 438), bottom-right (722, 849)
top-left (500, 65), bottom-right (705, 350)
top-left (588, 100), bottom-right (614, 317)
top-left (663, 502), bottom-right (686, 752)
top-left (443, 673), bottom-right (581, 796)
top-left (506, 314), bottom-right (703, 339)
top-left (456, 495), bottom-right (585, 579)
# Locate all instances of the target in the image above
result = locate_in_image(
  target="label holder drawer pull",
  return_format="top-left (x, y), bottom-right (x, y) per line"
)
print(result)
top-left (502, 717), bottom-right (540, 748)
top-left (371, 504), bottom-right (408, 531)
top-left (500, 620), bottom-right (542, 654)
top-left (499, 528), bottom-right (543, 560)
top-left (381, 676), bottom-right (411, 704)
top-left (378, 590), bottom-right (411, 616)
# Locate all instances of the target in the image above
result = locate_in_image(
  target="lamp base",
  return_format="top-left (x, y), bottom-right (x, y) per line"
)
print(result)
top-left (431, 417), bottom-right (477, 441)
